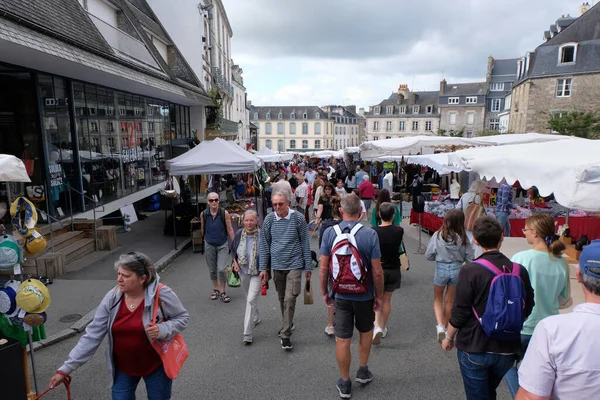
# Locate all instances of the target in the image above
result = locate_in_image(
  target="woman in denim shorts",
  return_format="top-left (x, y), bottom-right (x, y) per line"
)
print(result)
top-left (425, 209), bottom-right (473, 343)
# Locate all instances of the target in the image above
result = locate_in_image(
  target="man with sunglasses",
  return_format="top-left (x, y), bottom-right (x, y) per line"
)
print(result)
top-left (259, 190), bottom-right (312, 350)
top-left (201, 192), bottom-right (235, 303)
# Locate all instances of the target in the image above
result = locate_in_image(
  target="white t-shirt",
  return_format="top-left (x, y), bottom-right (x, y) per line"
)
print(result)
top-left (335, 187), bottom-right (346, 198)
top-left (518, 303), bottom-right (600, 399)
top-left (360, 200), bottom-right (366, 214)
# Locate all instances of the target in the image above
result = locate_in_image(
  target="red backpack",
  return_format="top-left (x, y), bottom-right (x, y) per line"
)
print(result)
top-left (329, 224), bottom-right (368, 294)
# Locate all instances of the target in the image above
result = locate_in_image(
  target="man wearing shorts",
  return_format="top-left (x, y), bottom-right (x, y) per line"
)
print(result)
top-left (371, 202), bottom-right (404, 345)
top-left (320, 194), bottom-right (383, 399)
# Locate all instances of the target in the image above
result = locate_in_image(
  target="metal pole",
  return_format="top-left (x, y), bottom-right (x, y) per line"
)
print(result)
top-left (44, 182), bottom-right (55, 254)
top-left (27, 331), bottom-right (39, 394)
top-left (172, 198), bottom-right (177, 250)
top-left (68, 183), bottom-right (74, 232)
top-left (93, 202), bottom-right (98, 251)
top-left (415, 212), bottom-right (426, 254)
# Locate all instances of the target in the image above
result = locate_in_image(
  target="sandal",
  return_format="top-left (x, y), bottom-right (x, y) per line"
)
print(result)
top-left (210, 289), bottom-right (220, 300)
top-left (221, 292), bottom-right (231, 303)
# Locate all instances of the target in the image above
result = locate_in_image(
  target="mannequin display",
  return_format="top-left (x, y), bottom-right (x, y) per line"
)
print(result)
top-left (383, 171), bottom-right (394, 193)
top-left (450, 179), bottom-right (461, 200)
top-left (411, 174), bottom-right (425, 213)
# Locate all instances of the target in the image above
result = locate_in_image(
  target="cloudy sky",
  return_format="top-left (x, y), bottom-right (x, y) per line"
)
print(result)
top-left (225, 0), bottom-right (587, 109)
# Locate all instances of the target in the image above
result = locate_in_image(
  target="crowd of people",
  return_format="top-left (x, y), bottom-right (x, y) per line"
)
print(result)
top-left (45, 158), bottom-right (600, 399)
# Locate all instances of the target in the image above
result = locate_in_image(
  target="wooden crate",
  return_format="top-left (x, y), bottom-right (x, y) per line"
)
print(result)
top-left (97, 225), bottom-right (117, 250)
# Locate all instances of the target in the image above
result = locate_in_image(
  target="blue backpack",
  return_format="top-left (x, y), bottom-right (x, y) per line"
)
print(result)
top-left (473, 259), bottom-right (527, 341)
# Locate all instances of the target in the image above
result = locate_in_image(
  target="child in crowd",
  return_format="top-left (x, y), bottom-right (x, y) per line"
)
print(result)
top-left (335, 179), bottom-right (346, 198)
top-left (425, 209), bottom-right (473, 342)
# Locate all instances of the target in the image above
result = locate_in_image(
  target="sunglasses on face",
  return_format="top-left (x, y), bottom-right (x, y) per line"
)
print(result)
top-left (208, 199), bottom-right (219, 203)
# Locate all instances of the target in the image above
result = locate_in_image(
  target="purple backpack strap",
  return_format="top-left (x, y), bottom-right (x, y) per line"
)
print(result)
top-left (473, 259), bottom-right (503, 275)
top-left (511, 262), bottom-right (521, 276)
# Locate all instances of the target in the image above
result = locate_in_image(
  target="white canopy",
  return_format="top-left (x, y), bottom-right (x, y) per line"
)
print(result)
top-left (0, 154), bottom-right (31, 182)
top-left (359, 135), bottom-right (492, 159)
top-left (255, 147), bottom-right (293, 162)
top-left (307, 150), bottom-right (344, 159)
top-left (404, 154), bottom-right (463, 175)
top-left (449, 137), bottom-right (600, 211)
top-left (167, 138), bottom-right (261, 175)
top-left (469, 132), bottom-right (572, 146)
top-left (344, 147), bottom-right (360, 154)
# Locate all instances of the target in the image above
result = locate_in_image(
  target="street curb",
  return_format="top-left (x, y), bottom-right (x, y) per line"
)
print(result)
top-left (29, 238), bottom-right (192, 353)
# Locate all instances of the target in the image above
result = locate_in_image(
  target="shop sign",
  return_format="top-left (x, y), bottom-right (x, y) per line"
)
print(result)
top-left (383, 162), bottom-right (396, 170)
top-left (49, 163), bottom-right (64, 187)
top-left (121, 148), bottom-right (142, 163)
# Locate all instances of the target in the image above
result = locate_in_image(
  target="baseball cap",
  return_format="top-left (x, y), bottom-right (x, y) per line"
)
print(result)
top-left (578, 240), bottom-right (600, 279)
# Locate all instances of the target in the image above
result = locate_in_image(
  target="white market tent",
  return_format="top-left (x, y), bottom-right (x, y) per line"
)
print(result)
top-left (0, 154), bottom-right (31, 182)
top-left (467, 132), bottom-right (571, 146)
top-left (359, 135), bottom-right (492, 159)
top-left (404, 154), bottom-right (463, 175)
top-left (255, 147), bottom-right (293, 162)
top-left (167, 138), bottom-right (261, 175)
top-left (448, 137), bottom-right (600, 211)
top-left (344, 147), bottom-right (360, 154)
top-left (306, 150), bottom-right (344, 159)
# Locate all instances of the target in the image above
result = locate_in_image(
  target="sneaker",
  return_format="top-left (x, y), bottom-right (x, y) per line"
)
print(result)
top-left (278, 323), bottom-right (295, 337)
top-left (436, 324), bottom-right (446, 344)
top-left (381, 326), bottom-right (388, 338)
top-left (281, 338), bottom-right (292, 350)
top-left (253, 319), bottom-right (261, 328)
top-left (355, 366), bottom-right (373, 385)
top-left (336, 378), bottom-right (352, 399)
top-left (325, 325), bottom-right (335, 336)
top-left (243, 337), bottom-right (253, 345)
top-left (372, 326), bottom-right (384, 345)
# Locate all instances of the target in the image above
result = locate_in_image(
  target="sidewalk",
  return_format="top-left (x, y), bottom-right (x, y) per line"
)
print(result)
top-left (33, 211), bottom-right (191, 351)
top-left (400, 219), bottom-right (585, 313)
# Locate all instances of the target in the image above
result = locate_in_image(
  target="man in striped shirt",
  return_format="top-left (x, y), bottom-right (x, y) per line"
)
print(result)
top-left (259, 190), bottom-right (312, 350)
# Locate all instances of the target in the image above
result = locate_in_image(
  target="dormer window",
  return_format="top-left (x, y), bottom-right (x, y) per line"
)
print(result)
top-left (253, 112), bottom-right (258, 120)
top-left (386, 106), bottom-right (393, 114)
top-left (278, 112), bottom-right (283, 120)
top-left (266, 112), bottom-right (271, 120)
top-left (412, 105), bottom-right (420, 114)
top-left (315, 112), bottom-right (320, 119)
top-left (399, 106), bottom-right (406, 114)
top-left (426, 105), bottom-right (433, 114)
top-left (559, 43), bottom-right (577, 64)
top-left (290, 112), bottom-right (295, 120)
top-left (448, 97), bottom-right (459, 105)
top-left (374, 106), bottom-right (380, 115)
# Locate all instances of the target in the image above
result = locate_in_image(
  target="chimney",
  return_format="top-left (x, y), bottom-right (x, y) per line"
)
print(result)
top-left (486, 56), bottom-right (494, 83)
top-left (247, 100), bottom-right (252, 107)
top-left (412, 93), bottom-right (418, 103)
top-left (579, 2), bottom-right (591, 16)
top-left (397, 84), bottom-right (409, 103)
top-left (358, 107), bottom-right (365, 116)
top-left (440, 79), bottom-right (447, 95)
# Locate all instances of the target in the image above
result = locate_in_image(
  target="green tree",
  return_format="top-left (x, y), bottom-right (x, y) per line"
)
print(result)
top-left (547, 111), bottom-right (600, 138)
top-left (437, 128), bottom-right (464, 137)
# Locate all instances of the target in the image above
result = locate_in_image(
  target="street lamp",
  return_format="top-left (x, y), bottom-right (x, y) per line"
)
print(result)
top-left (215, 92), bottom-right (222, 107)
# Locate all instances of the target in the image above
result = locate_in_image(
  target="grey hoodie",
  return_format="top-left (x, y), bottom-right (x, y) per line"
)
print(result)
top-left (425, 231), bottom-right (473, 264)
top-left (58, 276), bottom-right (189, 386)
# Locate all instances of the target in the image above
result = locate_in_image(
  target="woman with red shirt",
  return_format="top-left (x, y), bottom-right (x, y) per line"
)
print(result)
top-left (48, 252), bottom-right (189, 399)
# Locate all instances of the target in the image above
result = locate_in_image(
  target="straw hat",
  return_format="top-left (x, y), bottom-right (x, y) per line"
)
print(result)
top-left (15, 279), bottom-right (51, 313)
top-left (25, 228), bottom-right (47, 255)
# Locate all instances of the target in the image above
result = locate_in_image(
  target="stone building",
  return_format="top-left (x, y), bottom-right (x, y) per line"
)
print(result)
top-left (250, 106), bottom-right (334, 152)
top-left (509, 2), bottom-right (600, 133)
top-left (364, 85), bottom-right (440, 141)
top-left (485, 57), bottom-right (518, 133)
top-left (438, 80), bottom-right (487, 137)
top-left (321, 105), bottom-right (361, 149)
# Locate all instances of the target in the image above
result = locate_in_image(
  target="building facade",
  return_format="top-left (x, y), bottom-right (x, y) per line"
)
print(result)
top-left (438, 80), bottom-right (487, 137)
top-left (321, 105), bottom-right (360, 149)
top-left (250, 106), bottom-right (333, 152)
top-left (364, 85), bottom-right (440, 141)
top-left (231, 64), bottom-right (250, 148)
top-left (0, 0), bottom-right (212, 219)
top-left (509, 3), bottom-right (600, 133)
top-left (485, 57), bottom-right (518, 133)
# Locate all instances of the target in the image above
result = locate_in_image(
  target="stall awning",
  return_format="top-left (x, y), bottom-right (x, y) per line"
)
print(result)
top-left (0, 154), bottom-right (31, 182)
top-left (255, 147), bottom-right (293, 162)
top-left (359, 136), bottom-right (492, 159)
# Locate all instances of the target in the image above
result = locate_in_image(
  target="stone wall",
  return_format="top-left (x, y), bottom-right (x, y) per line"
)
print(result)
top-left (439, 106), bottom-right (485, 135)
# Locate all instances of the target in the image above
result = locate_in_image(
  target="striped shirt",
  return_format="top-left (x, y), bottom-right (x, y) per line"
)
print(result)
top-left (259, 209), bottom-right (312, 271)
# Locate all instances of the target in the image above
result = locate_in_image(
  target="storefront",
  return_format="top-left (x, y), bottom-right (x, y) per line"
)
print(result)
top-left (0, 62), bottom-right (192, 220)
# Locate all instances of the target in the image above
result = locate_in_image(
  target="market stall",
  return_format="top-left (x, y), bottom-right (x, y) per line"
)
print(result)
top-left (359, 135), bottom-right (492, 159)
top-left (255, 146), bottom-right (293, 163)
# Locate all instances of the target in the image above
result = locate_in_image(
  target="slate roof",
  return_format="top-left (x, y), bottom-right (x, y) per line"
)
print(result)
top-left (250, 106), bottom-right (327, 120)
top-left (440, 82), bottom-right (487, 96)
top-left (518, 3), bottom-right (600, 82)
top-left (364, 90), bottom-right (440, 116)
top-left (0, 0), bottom-right (113, 55)
top-left (125, 0), bottom-right (172, 44)
top-left (491, 58), bottom-right (518, 77)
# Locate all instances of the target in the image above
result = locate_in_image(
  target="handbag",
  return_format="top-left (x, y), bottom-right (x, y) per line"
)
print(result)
top-left (399, 240), bottom-right (410, 271)
top-left (464, 195), bottom-right (485, 231)
top-left (304, 279), bottom-right (313, 305)
top-left (228, 269), bottom-right (241, 287)
top-left (150, 284), bottom-right (189, 379)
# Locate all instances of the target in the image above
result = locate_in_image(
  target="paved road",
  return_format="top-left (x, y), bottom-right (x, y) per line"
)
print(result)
top-left (30, 225), bottom-right (511, 399)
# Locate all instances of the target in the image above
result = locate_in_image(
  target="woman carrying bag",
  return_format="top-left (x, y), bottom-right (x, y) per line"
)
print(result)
top-left (231, 210), bottom-right (263, 345)
top-left (48, 252), bottom-right (189, 400)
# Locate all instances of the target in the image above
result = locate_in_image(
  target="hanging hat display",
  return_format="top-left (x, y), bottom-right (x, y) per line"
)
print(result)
top-left (0, 286), bottom-right (17, 315)
top-left (15, 279), bottom-right (51, 313)
top-left (25, 228), bottom-right (46, 255)
top-left (0, 234), bottom-right (23, 270)
top-left (10, 197), bottom-right (38, 237)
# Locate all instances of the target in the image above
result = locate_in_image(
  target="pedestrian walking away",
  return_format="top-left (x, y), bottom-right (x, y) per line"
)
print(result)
top-left (441, 216), bottom-right (534, 400)
top-left (495, 179), bottom-right (516, 237)
top-left (358, 175), bottom-right (376, 215)
top-left (515, 240), bottom-right (600, 400)
top-left (370, 188), bottom-right (402, 227)
top-left (319, 194), bottom-right (384, 399)
top-left (425, 209), bottom-right (473, 343)
top-left (371, 202), bottom-right (404, 345)
top-left (456, 180), bottom-right (486, 258)
top-left (48, 252), bottom-right (189, 400)
top-left (504, 214), bottom-right (570, 397)
top-left (259, 190), bottom-right (312, 350)
top-left (231, 210), bottom-right (263, 345)
top-left (201, 192), bottom-right (235, 303)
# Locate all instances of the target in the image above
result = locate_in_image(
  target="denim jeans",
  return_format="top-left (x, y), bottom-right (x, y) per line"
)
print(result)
top-left (504, 334), bottom-right (533, 398)
top-left (433, 261), bottom-right (462, 286)
top-left (112, 365), bottom-right (172, 400)
top-left (457, 349), bottom-right (517, 400)
top-left (496, 211), bottom-right (511, 237)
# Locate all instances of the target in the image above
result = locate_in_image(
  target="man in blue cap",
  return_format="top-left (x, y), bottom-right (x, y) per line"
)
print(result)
top-left (516, 240), bottom-right (600, 399)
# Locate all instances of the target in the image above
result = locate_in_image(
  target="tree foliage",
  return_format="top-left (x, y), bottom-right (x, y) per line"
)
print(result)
top-left (547, 111), bottom-right (600, 139)
top-left (437, 128), bottom-right (465, 137)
